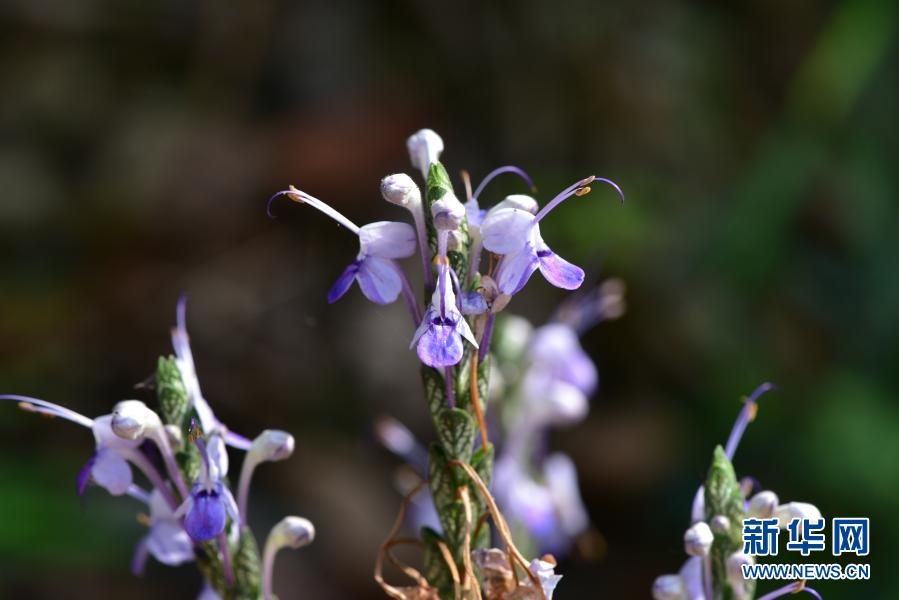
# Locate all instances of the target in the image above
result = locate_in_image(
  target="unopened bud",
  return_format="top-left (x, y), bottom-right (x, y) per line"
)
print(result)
top-left (407, 129), bottom-right (444, 179)
top-left (249, 430), bottom-right (295, 463)
top-left (774, 501), bottom-right (821, 528)
top-left (380, 173), bottom-right (421, 207)
top-left (726, 552), bottom-right (754, 597)
top-left (267, 516), bottom-right (315, 550)
top-left (431, 192), bottom-right (465, 230)
top-left (748, 491), bottom-right (779, 519)
top-left (710, 514), bottom-right (731, 534)
top-left (111, 400), bottom-right (161, 440)
top-left (652, 574), bottom-right (686, 600)
top-left (684, 521), bottom-right (714, 557)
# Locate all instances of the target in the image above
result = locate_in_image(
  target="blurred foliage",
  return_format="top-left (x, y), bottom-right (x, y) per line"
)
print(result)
top-left (1, 0), bottom-right (897, 598)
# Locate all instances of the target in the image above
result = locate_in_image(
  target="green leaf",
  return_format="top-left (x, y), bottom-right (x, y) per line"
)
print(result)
top-left (704, 445), bottom-right (749, 600)
top-left (232, 527), bottom-right (262, 599)
top-left (428, 443), bottom-right (455, 512)
top-left (156, 355), bottom-right (190, 427)
top-left (177, 442), bottom-right (201, 484)
top-left (426, 162), bottom-right (453, 203)
top-left (437, 408), bottom-right (475, 463)
top-left (422, 365), bottom-right (447, 420)
top-left (421, 527), bottom-right (453, 597)
top-left (195, 540), bottom-right (227, 597)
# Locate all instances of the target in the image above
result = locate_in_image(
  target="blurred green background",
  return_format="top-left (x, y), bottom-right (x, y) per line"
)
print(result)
top-left (1, 0), bottom-right (897, 598)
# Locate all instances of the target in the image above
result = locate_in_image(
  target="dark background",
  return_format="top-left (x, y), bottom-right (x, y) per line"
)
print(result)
top-left (1, 0), bottom-right (897, 598)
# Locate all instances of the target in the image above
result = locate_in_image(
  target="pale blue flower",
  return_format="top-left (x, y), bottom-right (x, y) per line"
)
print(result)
top-left (480, 176), bottom-right (622, 295)
top-left (268, 187), bottom-right (417, 305)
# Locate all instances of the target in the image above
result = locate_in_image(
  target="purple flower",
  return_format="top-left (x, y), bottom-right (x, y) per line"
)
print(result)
top-left (269, 187), bottom-right (417, 305)
top-left (327, 221), bottom-right (418, 304)
top-left (493, 452), bottom-right (590, 555)
top-left (410, 265), bottom-right (478, 367)
top-left (132, 489), bottom-right (194, 574)
top-left (183, 480), bottom-right (231, 542)
top-left (480, 176), bottom-right (623, 296)
top-left (528, 323), bottom-right (598, 396)
top-left (176, 431), bottom-right (239, 543)
top-left (2, 395), bottom-right (143, 496)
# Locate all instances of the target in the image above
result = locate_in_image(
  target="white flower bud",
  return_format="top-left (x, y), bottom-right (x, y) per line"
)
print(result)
top-left (710, 514), bottom-right (731, 534)
top-left (431, 192), bottom-right (465, 230)
top-left (267, 516), bottom-right (315, 550)
top-left (684, 521), bottom-right (714, 557)
top-left (748, 491), bottom-right (779, 519)
top-left (726, 552), bottom-right (754, 599)
top-left (407, 128), bottom-right (444, 179)
top-left (249, 430), bottom-right (295, 464)
top-left (774, 502), bottom-right (821, 528)
top-left (380, 173), bottom-right (421, 207)
top-left (111, 400), bottom-right (161, 440)
top-left (652, 574), bottom-right (686, 600)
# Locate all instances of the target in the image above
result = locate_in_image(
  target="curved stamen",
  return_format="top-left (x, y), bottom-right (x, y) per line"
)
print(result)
top-left (534, 176), bottom-right (625, 224)
top-left (1, 394), bottom-right (94, 429)
top-left (472, 165), bottom-right (536, 202)
top-left (756, 581), bottom-right (821, 600)
top-left (268, 186), bottom-right (361, 234)
top-left (724, 382), bottom-right (776, 460)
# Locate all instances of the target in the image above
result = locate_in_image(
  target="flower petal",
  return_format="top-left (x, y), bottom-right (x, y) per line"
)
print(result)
top-left (537, 247), bottom-right (584, 290)
top-left (147, 521), bottom-right (194, 566)
top-left (495, 247), bottom-right (539, 296)
top-left (529, 324), bottom-right (598, 394)
top-left (207, 434), bottom-right (228, 480)
top-left (359, 221), bottom-right (417, 259)
top-left (416, 322), bottom-right (464, 367)
top-left (77, 454), bottom-right (96, 496)
top-left (356, 256), bottom-right (403, 304)
top-left (184, 484), bottom-right (227, 542)
top-left (91, 448), bottom-right (133, 496)
top-left (480, 206), bottom-right (535, 255)
top-left (543, 453), bottom-right (589, 538)
top-left (327, 262), bottom-right (359, 304)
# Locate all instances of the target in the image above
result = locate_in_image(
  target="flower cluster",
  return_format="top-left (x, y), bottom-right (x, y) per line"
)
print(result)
top-left (2, 298), bottom-right (314, 599)
top-left (271, 129), bottom-right (622, 598)
top-left (652, 384), bottom-right (822, 600)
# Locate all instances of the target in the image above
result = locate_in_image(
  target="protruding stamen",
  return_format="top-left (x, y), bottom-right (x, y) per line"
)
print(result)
top-left (534, 175), bottom-right (623, 224)
top-left (267, 186), bottom-right (362, 235)
top-left (2, 394), bottom-right (94, 429)
top-left (472, 165), bottom-right (536, 202)
top-left (724, 382), bottom-right (775, 460)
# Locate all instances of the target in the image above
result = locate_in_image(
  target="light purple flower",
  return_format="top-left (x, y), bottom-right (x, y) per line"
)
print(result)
top-left (132, 489), bottom-right (194, 574)
top-left (480, 176), bottom-right (622, 296)
top-left (269, 187), bottom-right (417, 305)
top-left (530, 323), bottom-right (597, 395)
top-left (176, 430), bottom-right (239, 543)
top-left (410, 265), bottom-right (478, 367)
top-left (493, 452), bottom-right (590, 555)
top-left (1, 395), bottom-right (143, 497)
